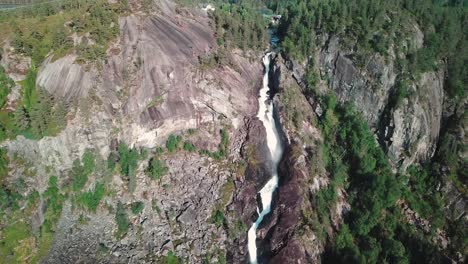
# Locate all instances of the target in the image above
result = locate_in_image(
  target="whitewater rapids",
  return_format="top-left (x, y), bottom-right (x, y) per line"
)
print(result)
top-left (247, 53), bottom-right (283, 264)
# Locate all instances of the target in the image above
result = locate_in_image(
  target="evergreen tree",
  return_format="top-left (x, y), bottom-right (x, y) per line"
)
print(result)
top-left (13, 106), bottom-right (30, 131)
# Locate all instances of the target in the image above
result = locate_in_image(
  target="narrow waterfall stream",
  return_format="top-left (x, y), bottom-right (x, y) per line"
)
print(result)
top-left (247, 53), bottom-right (284, 264)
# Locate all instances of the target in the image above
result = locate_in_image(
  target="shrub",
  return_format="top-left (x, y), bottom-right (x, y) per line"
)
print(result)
top-left (164, 251), bottom-right (181, 264)
top-left (117, 143), bottom-right (141, 192)
top-left (43, 176), bottom-right (65, 232)
top-left (82, 149), bottom-right (96, 175)
top-left (115, 201), bottom-right (129, 238)
top-left (131, 201), bottom-right (144, 215)
top-left (211, 209), bottom-right (224, 228)
top-left (183, 141), bottom-right (196, 152)
top-left (0, 65), bottom-right (15, 109)
top-left (166, 134), bottom-right (182, 153)
top-left (146, 157), bottom-right (168, 181)
top-left (71, 150), bottom-right (96, 192)
top-left (71, 160), bottom-right (88, 192)
top-left (117, 143), bottom-right (139, 177)
top-left (77, 182), bottom-right (105, 212)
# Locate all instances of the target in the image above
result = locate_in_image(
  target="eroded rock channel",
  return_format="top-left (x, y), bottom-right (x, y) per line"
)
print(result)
top-left (247, 53), bottom-right (285, 263)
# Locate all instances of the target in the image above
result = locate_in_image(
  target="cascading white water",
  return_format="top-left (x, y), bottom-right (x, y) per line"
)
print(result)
top-left (247, 53), bottom-right (284, 264)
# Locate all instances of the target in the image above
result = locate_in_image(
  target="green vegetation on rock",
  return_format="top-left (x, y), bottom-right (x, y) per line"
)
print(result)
top-left (76, 182), bottom-right (105, 212)
top-left (0, 65), bottom-right (15, 109)
top-left (146, 157), bottom-right (168, 181)
top-left (1, 0), bottom-right (123, 65)
top-left (107, 143), bottom-right (145, 192)
top-left (71, 150), bottom-right (96, 192)
top-left (131, 201), bottom-right (144, 215)
top-left (115, 201), bottom-right (130, 239)
top-left (166, 134), bottom-right (182, 153)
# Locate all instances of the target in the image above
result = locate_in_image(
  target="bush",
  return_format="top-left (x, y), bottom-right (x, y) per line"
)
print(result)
top-left (0, 65), bottom-right (15, 109)
top-left (146, 157), bottom-right (168, 181)
top-left (183, 141), bottom-right (196, 152)
top-left (77, 182), bottom-right (105, 212)
top-left (71, 150), bottom-right (96, 192)
top-left (166, 134), bottom-right (182, 153)
top-left (131, 201), bottom-right (144, 215)
top-left (71, 160), bottom-right (88, 191)
top-left (117, 143), bottom-right (140, 192)
top-left (115, 201), bottom-right (129, 238)
top-left (43, 176), bottom-right (65, 232)
top-left (164, 251), bottom-right (181, 264)
top-left (211, 209), bottom-right (224, 228)
top-left (82, 149), bottom-right (96, 175)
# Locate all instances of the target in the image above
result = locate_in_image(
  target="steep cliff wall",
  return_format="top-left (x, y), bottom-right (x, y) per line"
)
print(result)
top-left (316, 33), bottom-right (445, 171)
top-left (0, 1), bottom-right (267, 262)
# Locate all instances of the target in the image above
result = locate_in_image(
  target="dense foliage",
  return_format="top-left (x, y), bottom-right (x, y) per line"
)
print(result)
top-left (267, 0), bottom-right (467, 99)
top-left (1, 0), bottom-right (123, 64)
top-left (211, 0), bottom-right (268, 50)
top-left (314, 96), bottom-right (449, 263)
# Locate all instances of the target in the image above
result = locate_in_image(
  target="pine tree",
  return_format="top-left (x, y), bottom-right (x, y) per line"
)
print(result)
top-left (30, 89), bottom-right (53, 137)
top-left (52, 99), bottom-right (68, 131)
top-left (13, 106), bottom-right (30, 131)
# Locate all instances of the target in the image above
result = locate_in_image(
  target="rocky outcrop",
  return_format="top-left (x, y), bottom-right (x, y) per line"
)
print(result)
top-left (385, 70), bottom-right (444, 170)
top-left (315, 32), bottom-right (445, 171)
top-left (37, 55), bottom-right (97, 100)
top-left (44, 154), bottom-right (231, 263)
top-left (319, 36), bottom-right (397, 128)
top-left (1, 0), bottom-right (266, 262)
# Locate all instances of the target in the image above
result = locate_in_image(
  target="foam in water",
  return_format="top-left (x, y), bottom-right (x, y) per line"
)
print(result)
top-left (247, 53), bottom-right (283, 264)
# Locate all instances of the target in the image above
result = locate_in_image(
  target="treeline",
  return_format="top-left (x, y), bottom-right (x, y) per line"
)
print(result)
top-left (5, 0), bottom-right (123, 65)
top-left (266, 0), bottom-right (467, 99)
top-left (210, 0), bottom-right (269, 51)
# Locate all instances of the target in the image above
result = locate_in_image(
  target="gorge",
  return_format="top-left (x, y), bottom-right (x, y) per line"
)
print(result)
top-left (0, 0), bottom-right (465, 263)
top-left (247, 52), bottom-right (284, 264)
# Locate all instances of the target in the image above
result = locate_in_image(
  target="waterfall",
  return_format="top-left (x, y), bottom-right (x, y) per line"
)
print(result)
top-left (247, 53), bottom-right (284, 264)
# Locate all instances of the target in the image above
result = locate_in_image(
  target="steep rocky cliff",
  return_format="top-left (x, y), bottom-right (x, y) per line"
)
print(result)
top-left (317, 32), bottom-right (445, 171)
top-left (259, 13), bottom-right (466, 262)
top-left (0, 1), bottom-right (269, 262)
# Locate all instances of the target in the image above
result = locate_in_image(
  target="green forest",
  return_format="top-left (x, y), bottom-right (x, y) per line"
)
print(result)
top-left (267, 0), bottom-right (466, 99)
top-left (265, 0), bottom-right (467, 262)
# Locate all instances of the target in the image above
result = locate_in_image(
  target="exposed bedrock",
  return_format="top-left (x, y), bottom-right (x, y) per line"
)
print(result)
top-left (285, 33), bottom-right (446, 171)
top-left (1, 1), bottom-right (268, 263)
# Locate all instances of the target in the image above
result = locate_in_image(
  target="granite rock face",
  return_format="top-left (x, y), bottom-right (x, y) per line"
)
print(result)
top-left (386, 70), bottom-right (445, 170)
top-left (44, 154), bottom-right (231, 263)
top-left (1, 0), bottom-right (267, 262)
top-left (319, 36), bottom-right (397, 128)
top-left (318, 34), bottom-right (445, 171)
